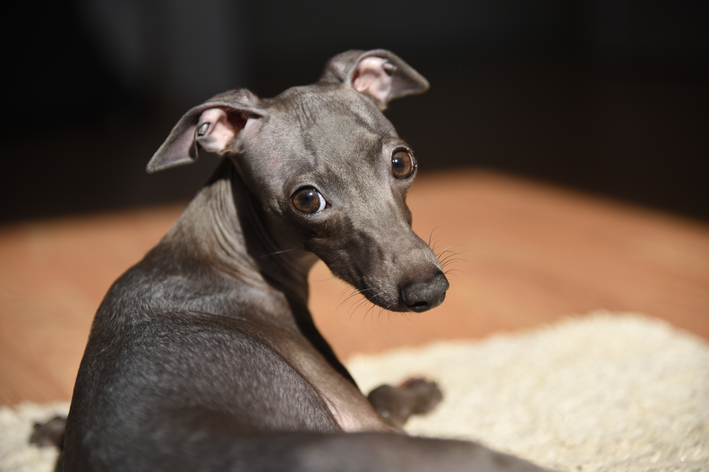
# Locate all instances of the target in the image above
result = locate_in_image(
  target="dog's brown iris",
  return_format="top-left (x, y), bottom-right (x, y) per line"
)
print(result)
top-left (292, 187), bottom-right (326, 214)
top-left (392, 150), bottom-right (416, 179)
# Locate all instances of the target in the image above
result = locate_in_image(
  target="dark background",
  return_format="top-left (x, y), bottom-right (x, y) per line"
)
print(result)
top-left (3, 0), bottom-right (708, 223)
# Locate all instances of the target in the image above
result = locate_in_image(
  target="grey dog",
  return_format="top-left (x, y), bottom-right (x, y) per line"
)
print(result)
top-left (57, 49), bottom-right (548, 472)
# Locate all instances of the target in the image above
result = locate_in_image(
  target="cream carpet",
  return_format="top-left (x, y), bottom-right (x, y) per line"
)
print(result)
top-left (2, 312), bottom-right (708, 472)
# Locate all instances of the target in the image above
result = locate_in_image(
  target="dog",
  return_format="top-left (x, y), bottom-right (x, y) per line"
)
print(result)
top-left (56, 49), bottom-right (548, 471)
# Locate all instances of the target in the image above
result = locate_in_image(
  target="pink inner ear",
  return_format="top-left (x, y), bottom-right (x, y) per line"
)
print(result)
top-left (196, 108), bottom-right (240, 154)
top-left (352, 57), bottom-right (393, 103)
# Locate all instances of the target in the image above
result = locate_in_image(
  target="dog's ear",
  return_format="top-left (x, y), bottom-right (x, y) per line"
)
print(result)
top-left (320, 49), bottom-right (429, 110)
top-left (146, 89), bottom-right (264, 173)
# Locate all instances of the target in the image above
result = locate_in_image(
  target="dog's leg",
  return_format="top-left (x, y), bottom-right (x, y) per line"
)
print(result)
top-left (30, 416), bottom-right (66, 472)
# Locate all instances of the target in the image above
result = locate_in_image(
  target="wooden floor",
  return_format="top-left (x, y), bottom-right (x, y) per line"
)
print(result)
top-left (1, 169), bottom-right (708, 406)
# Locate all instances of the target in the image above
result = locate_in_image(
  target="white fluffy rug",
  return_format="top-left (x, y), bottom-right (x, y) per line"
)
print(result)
top-left (2, 312), bottom-right (708, 472)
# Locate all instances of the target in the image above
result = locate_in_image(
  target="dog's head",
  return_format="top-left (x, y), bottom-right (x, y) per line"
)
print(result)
top-left (147, 49), bottom-right (448, 313)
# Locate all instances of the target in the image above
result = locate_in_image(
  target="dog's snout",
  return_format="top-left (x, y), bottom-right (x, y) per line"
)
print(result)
top-left (400, 271), bottom-right (449, 312)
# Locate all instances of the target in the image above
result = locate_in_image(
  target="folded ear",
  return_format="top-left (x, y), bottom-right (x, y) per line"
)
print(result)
top-left (319, 49), bottom-right (429, 110)
top-left (146, 89), bottom-right (264, 173)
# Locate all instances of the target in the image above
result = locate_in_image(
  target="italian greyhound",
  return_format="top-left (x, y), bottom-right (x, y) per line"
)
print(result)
top-left (57, 49), bottom-right (548, 471)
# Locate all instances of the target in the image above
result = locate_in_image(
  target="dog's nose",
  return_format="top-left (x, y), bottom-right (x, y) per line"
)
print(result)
top-left (400, 271), bottom-right (449, 312)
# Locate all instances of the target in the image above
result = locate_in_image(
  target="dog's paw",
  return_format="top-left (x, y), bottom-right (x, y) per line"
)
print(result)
top-left (398, 378), bottom-right (443, 414)
top-left (29, 416), bottom-right (67, 449)
top-left (368, 377), bottom-right (443, 429)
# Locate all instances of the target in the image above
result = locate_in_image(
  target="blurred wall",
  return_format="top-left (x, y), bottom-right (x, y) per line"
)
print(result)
top-left (2, 0), bottom-right (707, 222)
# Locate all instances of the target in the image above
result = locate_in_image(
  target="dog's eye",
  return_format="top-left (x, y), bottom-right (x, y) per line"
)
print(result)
top-left (292, 187), bottom-right (327, 214)
top-left (392, 150), bottom-right (416, 179)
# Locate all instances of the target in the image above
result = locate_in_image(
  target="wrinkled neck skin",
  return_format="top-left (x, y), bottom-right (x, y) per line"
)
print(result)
top-left (161, 160), bottom-right (349, 379)
top-left (169, 159), bottom-right (317, 315)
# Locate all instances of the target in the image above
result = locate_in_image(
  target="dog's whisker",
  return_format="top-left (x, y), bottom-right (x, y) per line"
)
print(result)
top-left (350, 290), bottom-right (391, 324)
top-left (441, 251), bottom-right (472, 260)
top-left (335, 286), bottom-right (355, 305)
top-left (427, 227), bottom-right (442, 250)
top-left (338, 287), bottom-right (382, 322)
top-left (435, 245), bottom-right (455, 258)
top-left (256, 248), bottom-right (301, 258)
top-left (441, 257), bottom-right (467, 267)
top-left (367, 304), bottom-right (379, 323)
top-left (439, 250), bottom-right (468, 259)
top-left (336, 287), bottom-right (372, 312)
top-left (443, 269), bottom-right (463, 278)
top-left (349, 294), bottom-right (375, 321)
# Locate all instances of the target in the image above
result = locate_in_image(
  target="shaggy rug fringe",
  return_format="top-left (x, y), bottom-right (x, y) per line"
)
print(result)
top-left (349, 312), bottom-right (709, 471)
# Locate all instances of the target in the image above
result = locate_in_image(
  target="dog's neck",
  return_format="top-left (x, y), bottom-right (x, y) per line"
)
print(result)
top-left (165, 162), bottom-right (313, 312)
top-left (161, 160), bottom-right (352, 382)
top-left (171, 160), bottom-right (316, 301)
